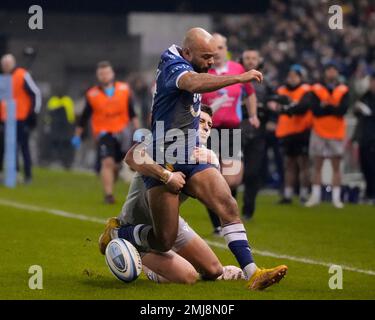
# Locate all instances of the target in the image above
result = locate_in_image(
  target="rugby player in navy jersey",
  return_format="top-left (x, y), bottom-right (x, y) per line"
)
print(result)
top-left (100, 28), bottom-right (287, 290)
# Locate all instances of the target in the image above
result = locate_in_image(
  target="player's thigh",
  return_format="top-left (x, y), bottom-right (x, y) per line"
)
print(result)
top-left (147, 185), bottom-right (180, 240)
top-left (184, 167), bottom-right (239, 223)
top-left (142, 251), bottom-right (198, 284)
top-left (177, 235), bottom-right (223, 280)
top-left (97, 134), bottom-right (117, 166)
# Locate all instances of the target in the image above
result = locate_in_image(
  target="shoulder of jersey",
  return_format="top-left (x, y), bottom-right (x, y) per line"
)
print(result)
top-left (301, 83), bottom-right (311, 91)
top-left (162, 48), bottom-right (184, 63)
top-left (337, 83), bottom-right (349, 92)
top-left (117, 82), bottom-right (130, 91)
top-left (311, 83), bottom-right (323, 91)
top-left (13, 67), bottom-right (27, 77)
top-left (86, 86), bottom-right (100, 97)
top-left (15, 67), bottom-right (27, 73)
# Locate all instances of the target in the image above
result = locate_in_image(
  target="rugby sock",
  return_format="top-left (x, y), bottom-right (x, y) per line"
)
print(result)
top-left (311, 184), bottom-right (321, 200)
top-left (332, 186), bottom-right (341, 203)
top-left (221, 223), bottom-right (257, 280)
top-left (284, 186), bottom-right (293, 199)
top-left (144, 267), bottom-right (169, 283)
top-left (117, 224), bottom-right (152, 250)
top-left (300, 187), bottom-right (309, 200)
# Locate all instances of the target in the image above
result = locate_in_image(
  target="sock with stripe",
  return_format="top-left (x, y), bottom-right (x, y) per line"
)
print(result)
top-left (221, 223), bottom-right (257, 279)
top-left (117, 224), bottom-right (152, 251)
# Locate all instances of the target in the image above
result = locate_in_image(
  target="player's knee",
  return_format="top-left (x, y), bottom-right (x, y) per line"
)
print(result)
top-left (180, 269), bottom-right (199, 284)
top-left (202, 261), bottom-right (223, 280)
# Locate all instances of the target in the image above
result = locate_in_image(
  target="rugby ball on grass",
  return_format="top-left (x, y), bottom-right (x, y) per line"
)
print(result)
top-left (105, 238), bottom-right (142, 283)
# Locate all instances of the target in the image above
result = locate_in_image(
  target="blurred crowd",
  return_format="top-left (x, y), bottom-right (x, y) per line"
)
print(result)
top-left (214, 0), bottom-right (375, 92)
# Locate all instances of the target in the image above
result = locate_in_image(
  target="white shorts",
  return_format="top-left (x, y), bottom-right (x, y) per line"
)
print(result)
top-left (309, 130), bottom-right (344, 158)
top-left (138, 216), bottom-right (197, 257)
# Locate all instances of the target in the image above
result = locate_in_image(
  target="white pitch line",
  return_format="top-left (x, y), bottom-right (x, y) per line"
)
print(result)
top-left (205, 240), bottom-right (375, 276)
top-left (1, 198), bottom-right (375, 277)
top-left (0, 199), bottom-right (106, 224)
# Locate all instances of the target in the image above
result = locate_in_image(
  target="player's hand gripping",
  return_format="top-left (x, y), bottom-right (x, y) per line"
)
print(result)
top-left (239, 69), bottom-right (263, 83)
top-left (164, 171), bottom-right (186, 194)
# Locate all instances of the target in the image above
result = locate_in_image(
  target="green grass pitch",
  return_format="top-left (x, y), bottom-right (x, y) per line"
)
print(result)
top-left (0, 168), bottom-right (374, 300)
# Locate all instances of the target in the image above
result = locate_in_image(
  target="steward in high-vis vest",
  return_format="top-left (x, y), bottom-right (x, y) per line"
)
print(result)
top-left (72, 61), bottom-right (139, 204)
top-left (273, 65), bottom-right (312, 204)
top-left (305, 61), bottom-right (349, 209)
top-left (0, 54), bottom-right (41, 184)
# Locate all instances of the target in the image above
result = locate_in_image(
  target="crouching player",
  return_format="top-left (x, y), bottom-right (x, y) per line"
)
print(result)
top-left (100, 106), bottom-right (244, 283)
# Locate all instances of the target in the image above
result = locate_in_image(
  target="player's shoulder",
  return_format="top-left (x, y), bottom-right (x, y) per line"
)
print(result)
top-left (311, 83), bottom-right (323, 91)
top-left (115, 81), bottom-right (130, 92)
top-left (160, 45), bottom-right (191, 69)
top-left (277, 85), bottom-right (287, 93)
top-left (86, 85), bottom-right (101, 97)
top-left (336, 83), bottom-right (349, 93)
top-left (300, 83), bottom-right (311, 91)
top-left (13, 67), bottom-right (28, 78)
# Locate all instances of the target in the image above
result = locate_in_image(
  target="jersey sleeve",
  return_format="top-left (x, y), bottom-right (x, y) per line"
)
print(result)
top-left (243, 82), bottom-right (255, 96)
top-left (164, 60), bottom-right (194, 90)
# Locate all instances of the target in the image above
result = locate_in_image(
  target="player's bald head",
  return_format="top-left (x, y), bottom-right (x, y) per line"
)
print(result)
top-left (1, 54), bottom-right (16, 74)
top-left (183, 27), bottom-right (215, 51)
top-left (181, 28), bottom-right (216, 73)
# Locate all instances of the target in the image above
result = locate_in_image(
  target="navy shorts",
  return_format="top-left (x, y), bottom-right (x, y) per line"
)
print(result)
top-left (143, 163), bottom-right (215, 190)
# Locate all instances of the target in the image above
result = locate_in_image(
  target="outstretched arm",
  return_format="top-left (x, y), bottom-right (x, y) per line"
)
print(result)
top-left (177, 69), bottom-right (263, 93)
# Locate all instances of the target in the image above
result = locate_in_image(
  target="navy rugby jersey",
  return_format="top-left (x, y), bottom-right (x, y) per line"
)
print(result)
top-left (150, 44), bottom-right (202, 164)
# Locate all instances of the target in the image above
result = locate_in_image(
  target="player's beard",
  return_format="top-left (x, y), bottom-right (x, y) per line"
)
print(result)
top-left (192, 62), bottom-right (209, 73)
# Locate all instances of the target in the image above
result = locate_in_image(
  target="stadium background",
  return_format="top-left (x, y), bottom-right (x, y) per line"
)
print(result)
top-left (0, 0), bottom-right (374, 300)
top-left (1, 0), bottom-right (372, 185)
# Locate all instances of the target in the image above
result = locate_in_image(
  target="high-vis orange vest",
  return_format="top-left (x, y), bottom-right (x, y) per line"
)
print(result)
top-left (311, 83), bottom-right (348, 140)
top-left (86, 81), bottom-right (131, 137)
top-left (275, 84), bottom-right (312, 138)
top-left (0, 68), bottom-right (32, 121)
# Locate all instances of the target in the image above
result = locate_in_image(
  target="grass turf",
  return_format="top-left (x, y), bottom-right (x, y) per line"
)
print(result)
top-left (0, 168), bottom-right (374, 299)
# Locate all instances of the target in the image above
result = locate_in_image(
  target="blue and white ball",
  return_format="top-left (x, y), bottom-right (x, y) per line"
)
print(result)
top-left (105, 238), bottom-right (142, 283)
